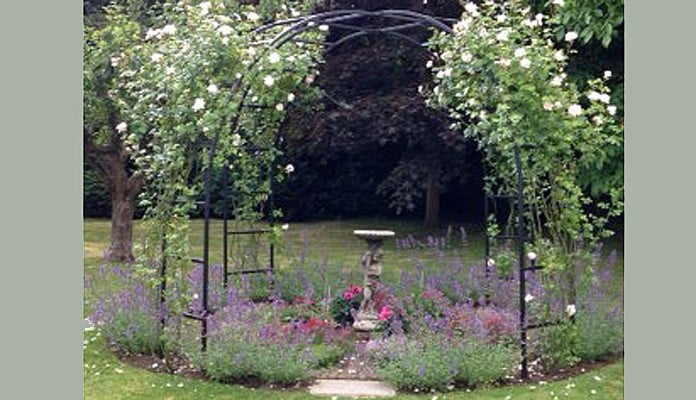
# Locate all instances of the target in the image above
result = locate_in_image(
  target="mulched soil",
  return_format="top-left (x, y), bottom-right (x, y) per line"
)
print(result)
top-left (113, 340), bottom-right (623, 391)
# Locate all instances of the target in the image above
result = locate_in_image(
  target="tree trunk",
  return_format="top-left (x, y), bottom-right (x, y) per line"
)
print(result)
top-left (424, 166), bottom-right (440, 228)
top-left (85, 126), bottom-right (144, 263)
top-left (108, 189), bottom-right (136, 262)
top-left (104, 149), bottom-right (143, 263)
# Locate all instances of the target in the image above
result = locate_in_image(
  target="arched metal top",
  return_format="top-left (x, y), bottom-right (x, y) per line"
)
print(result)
top-left (252, 9), bottom-right (456, 55)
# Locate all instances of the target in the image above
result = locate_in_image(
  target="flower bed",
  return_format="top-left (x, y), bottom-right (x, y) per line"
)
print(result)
top-left (87, 245), bottom-right (623, 392)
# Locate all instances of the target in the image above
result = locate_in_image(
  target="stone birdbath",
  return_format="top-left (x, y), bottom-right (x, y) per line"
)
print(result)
top-left (352, 230), bottom-right (395, 332)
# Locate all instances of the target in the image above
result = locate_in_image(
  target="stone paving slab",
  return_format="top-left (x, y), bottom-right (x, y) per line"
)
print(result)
top-left (309, 379), bottom-right (396, 398)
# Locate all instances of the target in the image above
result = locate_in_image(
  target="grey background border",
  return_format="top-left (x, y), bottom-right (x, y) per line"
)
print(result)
top-left (1, 0), bottom-right (695, 398)
top-left (624, 0), bottom-right (696, 399)
top-left (0, 1), bottom-right (83, 398)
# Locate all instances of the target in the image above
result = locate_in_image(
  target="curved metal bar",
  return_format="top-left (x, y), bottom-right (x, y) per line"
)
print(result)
top-left (323, 29), bottom-right (432, 56)
top-left (261, 9), bottom-right (454, 50)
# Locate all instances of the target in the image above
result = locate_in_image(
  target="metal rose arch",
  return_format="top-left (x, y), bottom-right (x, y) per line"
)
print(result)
top-left (183, 8), bottom-right (540, 379)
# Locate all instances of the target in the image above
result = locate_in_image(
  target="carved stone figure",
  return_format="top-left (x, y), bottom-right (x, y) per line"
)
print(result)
top-left (352, 230), bottom-right (394, 332)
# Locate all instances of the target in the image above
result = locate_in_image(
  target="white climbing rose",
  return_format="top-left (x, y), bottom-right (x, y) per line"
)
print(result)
top-left (567, 104), bottom-right (583, 117)
top-left (192, 98), bottom-right (205, 112)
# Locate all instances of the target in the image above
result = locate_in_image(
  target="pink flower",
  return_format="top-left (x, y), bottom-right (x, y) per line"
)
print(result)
top-left (350, 285), bottom-right (362, 294)
top-left (342, 291), bottom-right (354, 301)
top-left (379, 305), bottom-right (392, 320)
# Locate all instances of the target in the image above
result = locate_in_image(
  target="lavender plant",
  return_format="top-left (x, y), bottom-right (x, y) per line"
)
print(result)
top-left (87, 265), bottom-right (165, 355)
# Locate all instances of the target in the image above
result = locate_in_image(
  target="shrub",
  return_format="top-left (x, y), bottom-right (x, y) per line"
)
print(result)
top-left (576, 305), bottom-right (624, 361)
top-left (372, 336), bottom-right (454, 392)
top-left (450, 341), bottom-right (516, 387)
top-left (536, 320), bottom-right (581, 370)
top-left (87, 266), bottom-right (165, 355)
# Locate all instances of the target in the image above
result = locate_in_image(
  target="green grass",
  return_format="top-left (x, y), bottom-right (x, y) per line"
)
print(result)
top-left (84, 218), bottom-right (624, 399)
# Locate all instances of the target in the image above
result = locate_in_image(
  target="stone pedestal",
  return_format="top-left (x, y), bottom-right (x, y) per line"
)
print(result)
top-left (352, 230), bottom-right (395, 332)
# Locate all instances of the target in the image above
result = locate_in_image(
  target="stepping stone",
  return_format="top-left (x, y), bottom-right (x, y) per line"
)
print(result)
top-left (309, 379), bottom-right (396, 398)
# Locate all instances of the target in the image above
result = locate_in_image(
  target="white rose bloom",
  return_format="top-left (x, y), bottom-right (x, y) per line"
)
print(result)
top-left (495, 58), bottom-right (511, 67)
top-left (426, 60), bottom-right (434, 68)
top-left (115, 122), bottom-right (128, 133)
top-left (525, 294), bottom-right (534, 303)
top-left (588, 91), bottom-right (602, 101)
top-left (235, 73), bottom-right (243, 79)
top-left (535, 13), bottom-right (544, 24)
top-left (199, 1), bottom-right (211, 16)
top-left (461, 52), bottom-right (473, 63)
top-left (523, 19), bottom-right (538, 28)
top-left (496, 14), bottom-right (507, 23)
top-left (553, 50), bottom-right (566, 61)
top-left (607, 105), bottom-right (617, 115)
top-left (285, 164), bottom-right (295, 174)
top-left (514, 48), bottom-right (527, 58)
top-left (453, 18), bottom-right (472, 33)
top-left (246, 12), bottom-right (260, 22)
top-left (318, 24), bottom-right (329, 32)
top-left (464, 2), bottom-right (478, 15)
top-left (192, 98), bottom-right (206, 112)
top-left (218, 25), bottom-right (233, 36)
top-left (599, 93), bottom-right (611, 104)
top-left (162, 24), bottom-right (177, 35)
top-left (246, 47), bottom-right (257, 57)
top-left (145, 28), bottom-right (157, 40)
top-left (287, 93), bottom-right (296, 102)
top-left (564, 31), bottom-right (578, 42)
top-left (552, 0), bottom-right (565, 6)
top-left (275, 103), bottom-right (284, 112)
top-left (604, 70), bottom-right (613, 79)
top-left (268, 52), bottom-right (281, 63)
top-left (495, 30), bottom-right (509, 42)
top-left (550, 75), bottom-right (564, 87)
top-left (519, 58), bottom-right (531, 68)
top-left (592, 116), bottom-right (603, 125)
top-left (165, 66), bottom-right (175, 75)
top-left (207, 84), bottom-right (219, 94)
top-left (567, 104), bottom-right (583, 117)
top-left (543, 102), bottom-right (555, 111)
top-left (566, 304), bottom-right (577, 317)
top-left (527, 252), bottom-right (537, 260)
top-left (110, 57), bottom-right (120, 67)
top-left (263, 75), bottom-right (275, 86)
top-left (231, 134), bottom-right (242, 147)
top-left (487, 258), bottom-right (495, 267)
top-left (281, 223), bottom-right (290, 231)
top-left (151, 53), bottom-right (163, 63)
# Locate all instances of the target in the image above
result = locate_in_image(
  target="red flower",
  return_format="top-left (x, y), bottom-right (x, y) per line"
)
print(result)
top-left (379, 305), bottom-right (392, 321)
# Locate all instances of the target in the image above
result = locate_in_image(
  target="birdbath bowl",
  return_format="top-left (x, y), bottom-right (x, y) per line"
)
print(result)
top-left (352, 230), bottom-right (395, 332)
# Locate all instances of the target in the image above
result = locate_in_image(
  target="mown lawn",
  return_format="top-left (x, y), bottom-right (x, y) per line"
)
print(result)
top-left (84, 218), bottom-right (623, 399)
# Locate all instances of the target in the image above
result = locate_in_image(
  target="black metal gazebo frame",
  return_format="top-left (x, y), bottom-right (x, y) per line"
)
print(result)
top-left (162, 7), bottom-right (566, 380)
